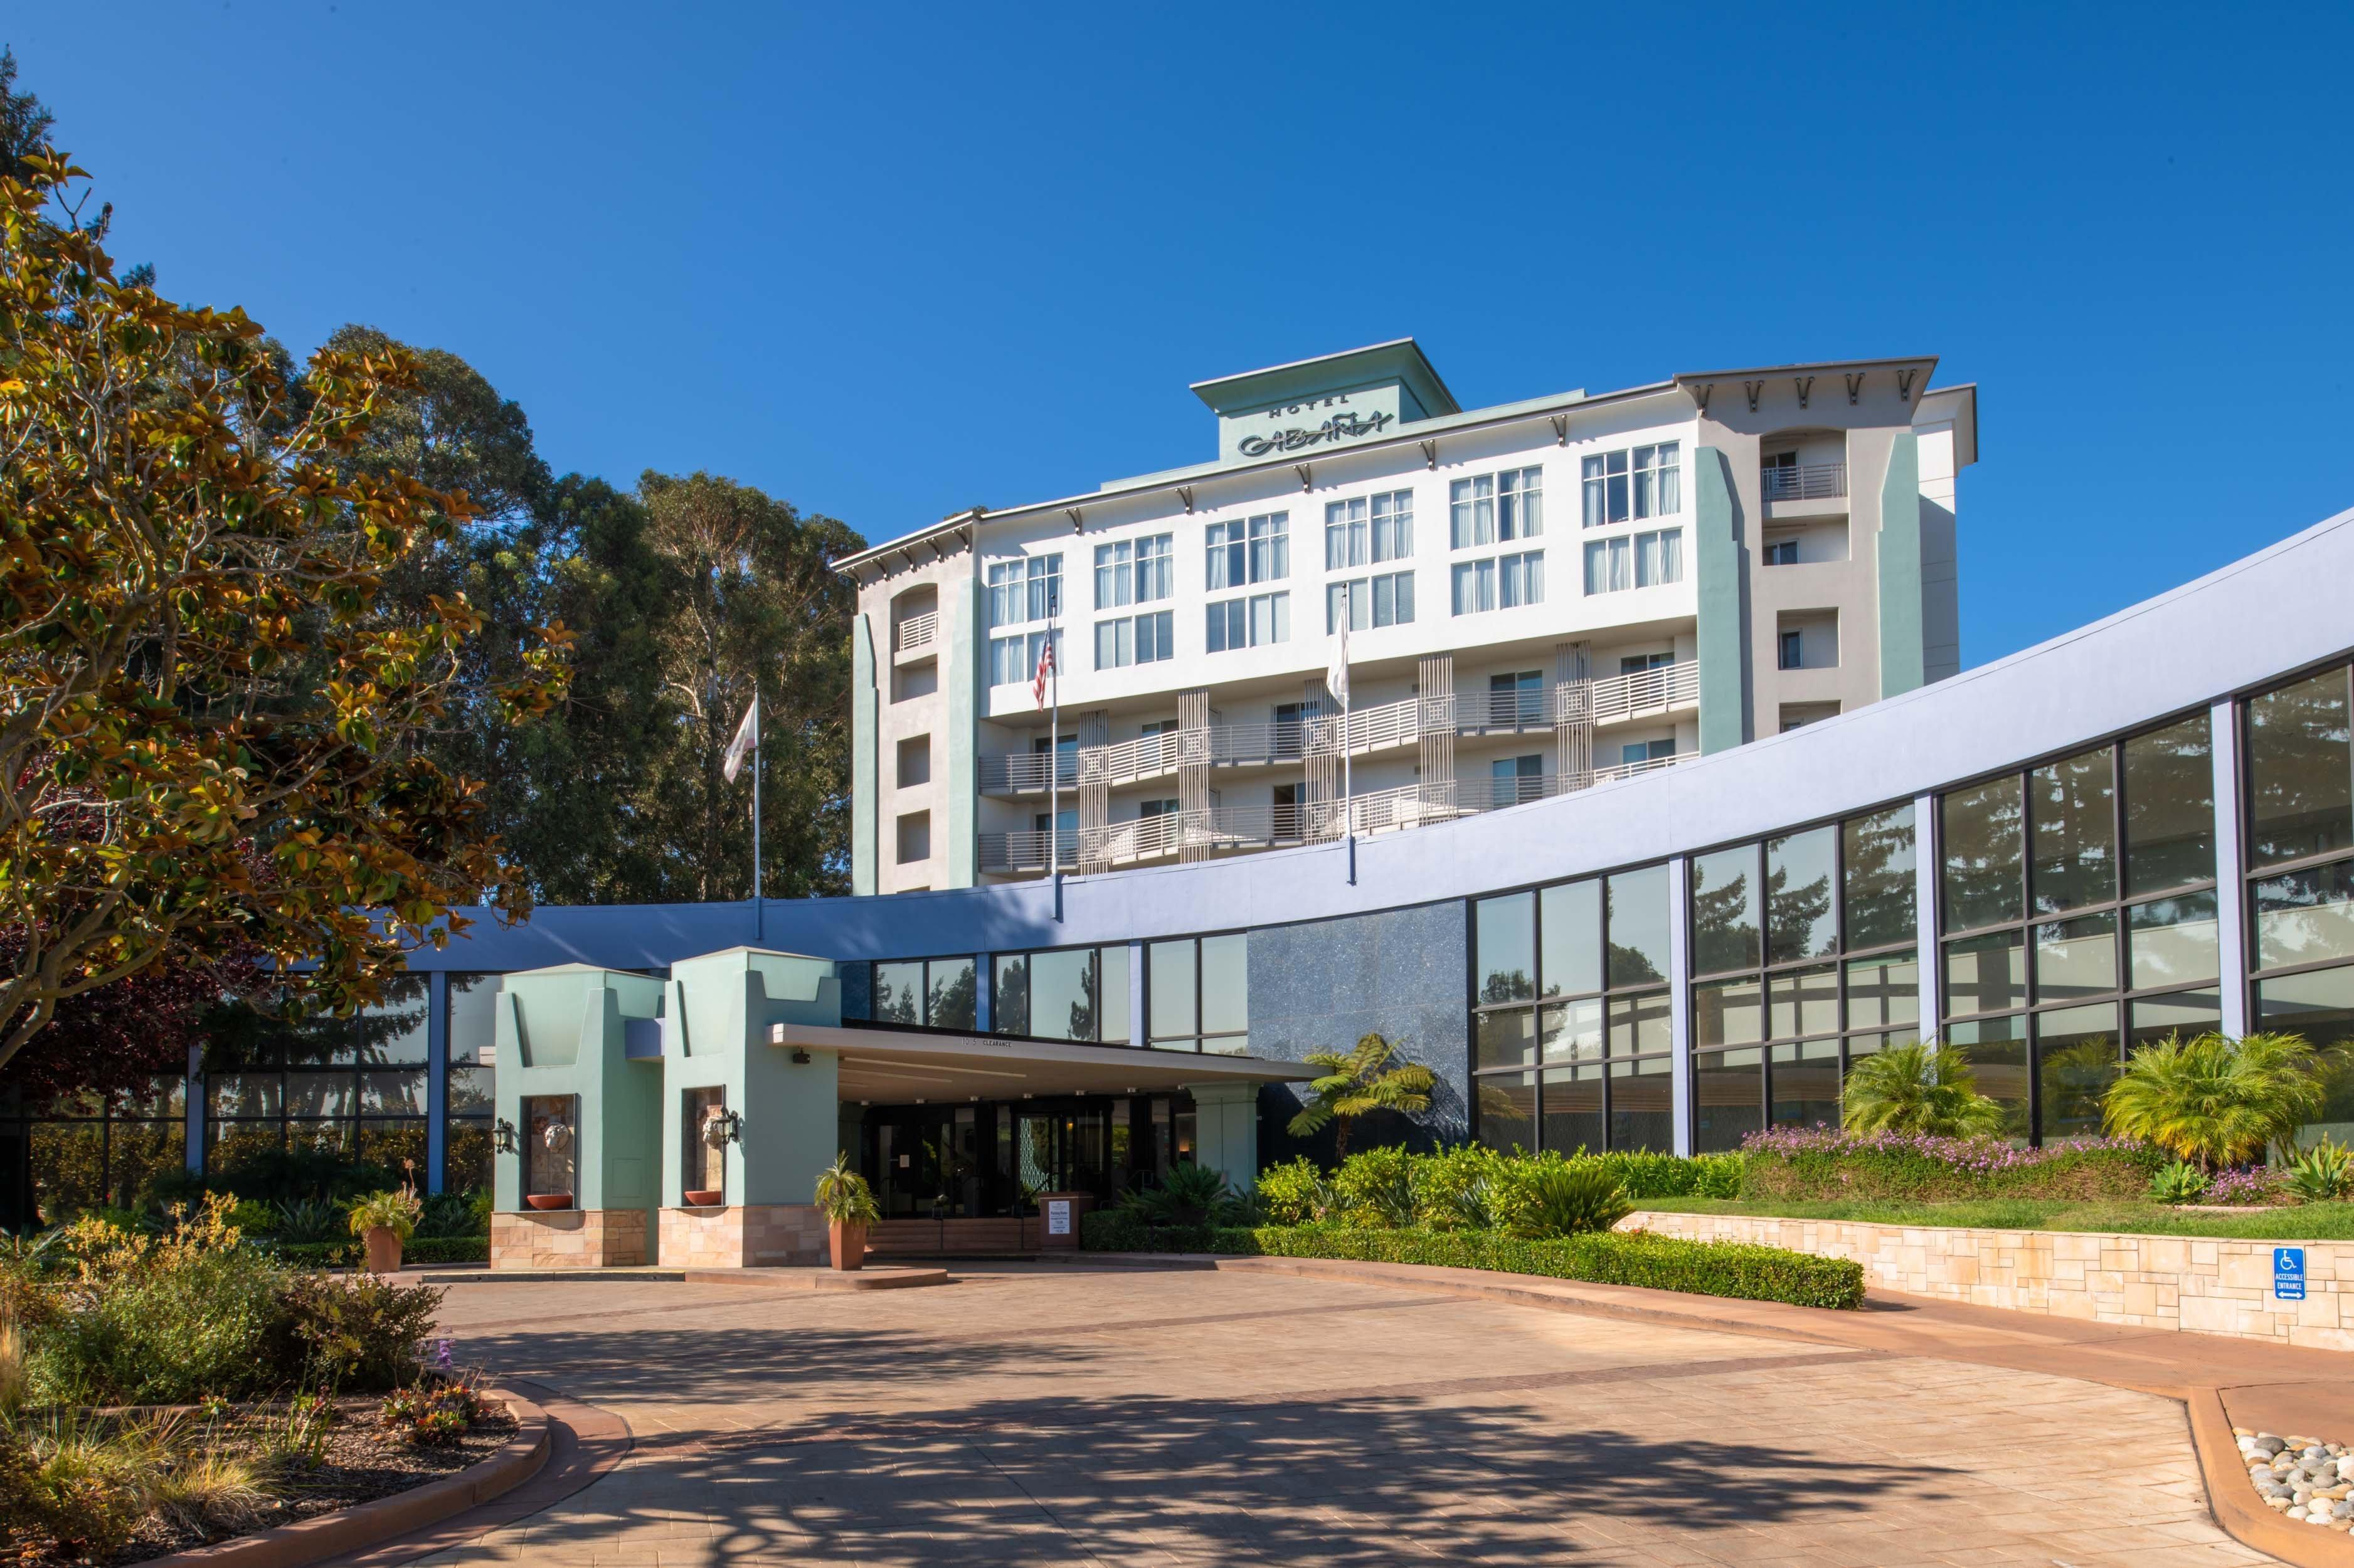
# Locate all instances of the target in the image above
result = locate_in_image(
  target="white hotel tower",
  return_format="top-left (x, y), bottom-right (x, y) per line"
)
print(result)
top-left (835, 341), bottom-right (1977, 894)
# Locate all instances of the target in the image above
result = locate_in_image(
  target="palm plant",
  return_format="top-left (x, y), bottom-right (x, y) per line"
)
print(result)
top-left (1286, 1034), bottom-right (1437, 1162)
top-left (1120, 1163), bottom-right (1235, 1228)
top-left (812, 1153), bottom-right (881, 1226)
top-left (1840, 1041), bottom-right (2007, 1136)
top-left (1505, 1163), bottom-right (1631, 1239)
top-left (2102, 1031), bottom-right (2326, 1170)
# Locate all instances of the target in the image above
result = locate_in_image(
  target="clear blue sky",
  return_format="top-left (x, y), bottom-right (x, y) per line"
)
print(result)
top-left (11, 4), bottom-right (2351, 665)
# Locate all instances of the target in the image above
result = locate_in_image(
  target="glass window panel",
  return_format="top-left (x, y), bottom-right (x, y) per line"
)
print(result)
top-left (208, 1073), bottom-right (281, 1119)
top-left (107, 1121), bottom-right (185, 1210)
top-left (2247, 667), bottom-right (2353, 869)
top-left (1540, 1064), bottom-right (1605, 1156)
top-left (2121, 714), bottom-right (2214, 895)
top-left (1841, 805), bottom-right (1917, 951)
top-left (29, 1123), bottom-right (106, 1219)
top-left (1944, 929), bottom-right (2026, 1017)
top-left (1476, 1007), bottom-right (1539, 1071)
top-left (117, 1076), bottom-right (187, 1118)
top-left (1475, 892), bottom-right (1536, 1003)
top-left (1694, 976), bottom-right (1764, 1049)
top-left (1607, 1055), bottom-right (1675, 1152)
top-left (447, 1064), bottom-right (494, 1115)
top-left (1766, 827), bottom-right (1838, 964)
top-left (926, 958), bottom-right (978, 1032)
top-left (1148, 940), bottom-right (1197, 1039)
top-left (872, 961), bottom-right (925, 1025)
top-left (1769, 963), bottom-right (1840, 1039)
top-left (1539, 999), bottom-right (1604, 1062)
top-left (1946, 1014), bottom-right (2031, 1141)
top-left (1689, 846), bottom-right (1759, 975)
top-left (1607, 865), bottom-right (1672, 987)
top-left (1843, 950), bottom-right (1919, 1032)
top-left (1692, 1049), bottom-right (1764, 1152)
top-left (295, 975), bottom-right (430, 1066)
top-left (285, 1071), bottom-right (354, 1120)
top-left (522, 1094), bottom-right (578, 1200)
top-left (1098, 945), bottom-right (1130, 1045)
top-left (1769, 1039), bottom-right (1842, 1130)
top-left (1029, 948), bottom-right (1098, 1042)
top-left (2029, 745), bottom-right (2116, 914)
top-left (1942, 778), bottom-right (2024, 932)
top-left (2254, 963), bottom-right (2354, 1143)
top-left (2036, 1002), bottom-right (2121, 1140)
top-left (2126, 893), bottom-right (2220, 991)
top-left (1477, 1071), bottom-right (1537, 1153)
top-left (2032, 911), bottom-right (2118, 1002)
top-left (360, 1069), bottom-right (427, 1116)
top-left (2129, 990), bottom-right (2220, 1049)
top-left (357, 1120), bottom-right (428, 1179)
top-left (443, 1118), bottom-right (493, 1195)
top-left (1539, 878), bottom-right (1603, 998)
top-left (1608, 990), bottom-right (1670, 1056)
top-left (204, 1120), bottom-right (282, 1175)
top-left (447, 973), bottom-right (502, 1066)
top-left (2254, 858), bottom-right (2354, 972)
top-left (992, 954), bottom-right (1030, 1037)
top-left (1200, 935), bottom-right (1248, 1037)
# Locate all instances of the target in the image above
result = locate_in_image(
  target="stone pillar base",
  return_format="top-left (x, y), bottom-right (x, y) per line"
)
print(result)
top-left (492, 1207), bottom-right (649, 1269)
top-left (659, 1202), bottom-right (827, 1268)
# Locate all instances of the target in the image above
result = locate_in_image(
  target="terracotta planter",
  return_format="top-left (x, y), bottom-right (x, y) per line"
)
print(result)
top-left (363, 1225), bottom-right (403, 1274)
top-left (683, 1189), bottom-right (723, 1207)
top-left (524, 1192), bottom-right (573, 1211)
top-left (827, 1219), bottom-right (868, 1271)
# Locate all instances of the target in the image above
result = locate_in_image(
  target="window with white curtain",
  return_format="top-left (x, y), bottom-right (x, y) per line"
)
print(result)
top-left (1449, 468), bottom-right (1543, 549)
top-left (1582, 443), bottom-right (1681, 527)
top-left (986, 555), bottom-right (1061, 627)
top-left (1207, 591), bottom-right (1289, 652)
top-left (1325, 571), bottom-right (1416, 633)
top-left (1095, 610), bottom-right (1175, 670)
top-left (1452, 551), bottom-right (1545, 615)
top-left (988, 627), bottom-right (1063, 686)
top-left (1094, 534), bottom-right (1172, 609)
top-left (1325, 490), bottom-right (1414, 569)
top-left (1208, 512), bottom-right (1288, 590)
top-left (1583, 528), bottom-right (1683, 595)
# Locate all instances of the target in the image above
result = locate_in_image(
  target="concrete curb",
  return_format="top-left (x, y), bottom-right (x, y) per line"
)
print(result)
top-left (2186, 1387), bottom-right (2354, 1568)
top-left (138, 1389), bottom-right (551, 1568)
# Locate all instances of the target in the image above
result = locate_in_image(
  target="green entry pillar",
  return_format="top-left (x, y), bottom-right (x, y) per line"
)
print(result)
top-left (1187, 1081), bottom-right (1262, 1194)
top-left (658, 948), bottom-right (844, 1267)
top-left (489, 965), bottom-right (665, 1269)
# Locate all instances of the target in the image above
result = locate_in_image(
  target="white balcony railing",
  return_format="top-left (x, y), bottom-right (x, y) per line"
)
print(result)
top-left (892, 611), bottom-right (937, 654)
top-left (1586, 659), bottom-right (1702, 724)
top-left (1761, 462), bottom-right (1847, 502)
top-left (1593, 751), bottom-right (1692, 784)
top-left (977, 828), bottom-right (1079, 873)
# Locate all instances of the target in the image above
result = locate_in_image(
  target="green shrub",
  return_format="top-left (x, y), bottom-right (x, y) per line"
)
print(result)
top-left (1842, 1042), bottom-right (2008, 1136)
top-left (1739, 1128), bottom-right (2161, 1202)
top-left (1410, 1143), bottom-right (1505, 1230)
top-left (1255, 1157), bottom-right (1324, 1227)
top-left (1331, 1147), bottom-right (1418, 1227)
top-left (2104, 1031), bottom-right (2329, 1168)
top-left (272, 1199), bottom-right (344, 1244)
top-left (2284, 1138), bottom-right (2354, 1202)
top-left (275, 1271), bottom-right (444, 1390)
top-left (347, 1189), bottom-right (422, 1244)
top-left (30, 1239), bottom-right (288, 1406)
top-left (1503, 1163), bottom-right (1631, 1238)
top-left (2149, 1161), bottom-right (2210, 1204)
top-left (1118, 1163), bottom-right (1239, 1228)
top-left (416, 1192), bottom-right (490, 1238)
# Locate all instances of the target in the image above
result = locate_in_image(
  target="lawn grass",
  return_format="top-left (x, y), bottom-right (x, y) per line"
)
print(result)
top-left (1630, 1194), bottom-right (2354, 1241)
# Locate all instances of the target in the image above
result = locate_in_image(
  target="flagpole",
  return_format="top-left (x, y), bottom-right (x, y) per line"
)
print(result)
top-left (751, 691), bottom-right (763, 942)
top-left (1049, 622), bottom-right (1063, 921)
top-left (1341, 591), bottom-right (1355, 886)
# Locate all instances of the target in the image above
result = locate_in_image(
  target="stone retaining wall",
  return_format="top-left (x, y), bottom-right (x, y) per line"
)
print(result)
top-left (1625, 1210), bottom-right (2353, 1352)
top-left (491, 1208), bottom-right (649, 1269)
top-left (658, 1203), bottom-right (827, 1268)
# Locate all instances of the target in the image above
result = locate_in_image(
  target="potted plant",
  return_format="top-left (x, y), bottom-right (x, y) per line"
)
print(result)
top-left (814, 1152), bottom-right (880, 1271)
top-left (349, 1187), bottom-right (423, 1273)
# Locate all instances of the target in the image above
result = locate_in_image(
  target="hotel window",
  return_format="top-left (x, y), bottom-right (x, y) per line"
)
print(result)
top-left (1326, 571), bottom-right (1415, 633)
top-left (202, 974), bottom-right (431, 1187)
top-left (990, 946), bottom-right (1130, 1044)
top-left (2245, 664), bottom-right (2354, 1142)
top-left (869, 955), bottom-right (980, 1032)
top-left (444, 973), bottom-right (501, 1194)
top-left (1471, 864), bottom-right (1675, 1155)
top-left (987, 627), bottom-right (1062, 687)
top-left (1451, 551), bottom-right (1543, 616)
top-left (986, 555), bottom-right (1061, 628)
top-left (1449, 467), bottom-right (1542, 549)
top-left (8, 1076), bottom-right (186, 1220)
top-left (1581, 442), bottom-right (1681, 527)
top-left (1937, 712), bottom-right (2220, 1144)
top-left (1206, 591), bottom-right (1288, 652)
top-left (1208, 512), bottom-right (1287, 589)
top-left (1148, 934), bottom-right (1249, 1054)
top-left (1583, 529), bottom-right (1683, 595)
top-left (1095, 610), bottom-right (1175, 670)
top-left (1325, 490), bottom-right (1413, 569)
top-left (1093, 534), bottom-right (1172, 609)
top-left (1689, 804), bottom-right (1921, 1152)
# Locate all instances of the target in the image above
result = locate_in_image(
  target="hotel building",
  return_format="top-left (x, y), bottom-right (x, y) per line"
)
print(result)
top-left (835, 342), bottom-right (1977, 892)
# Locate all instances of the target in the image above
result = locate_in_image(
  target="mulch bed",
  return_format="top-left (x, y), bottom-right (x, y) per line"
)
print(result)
top-left (102, 1397), bottom-right (517, 1565)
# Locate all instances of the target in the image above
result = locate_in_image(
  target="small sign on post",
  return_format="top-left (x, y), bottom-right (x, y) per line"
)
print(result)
top-left (1046, 1199), bottom-right (1072, 1237)
top-left (2274, 1246), bottom-right (2306, 1301)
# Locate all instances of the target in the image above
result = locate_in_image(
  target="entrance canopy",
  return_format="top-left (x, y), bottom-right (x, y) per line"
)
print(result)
top-left (768, 1022), bottom-right (1314, 1103)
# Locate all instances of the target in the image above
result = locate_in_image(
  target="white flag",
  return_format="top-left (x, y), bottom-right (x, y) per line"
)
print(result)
top-left (1325, 585), bottom-right (1350, 707)
top-left (721, 695), bottom-right (758, 783)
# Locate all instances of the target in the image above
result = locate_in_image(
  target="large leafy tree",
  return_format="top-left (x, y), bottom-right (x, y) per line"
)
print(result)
top-left (1288, 1033), bottom-right (1438, 1163)
top-left (0, 149), bottom-right (569, 1073)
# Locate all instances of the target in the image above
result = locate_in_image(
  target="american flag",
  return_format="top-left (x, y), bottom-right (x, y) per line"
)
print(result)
top-left (1032, 633), bottom-right (1056, 709)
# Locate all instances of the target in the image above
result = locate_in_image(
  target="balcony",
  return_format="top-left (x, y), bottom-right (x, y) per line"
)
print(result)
top-left (977, 827), bottom-right (1079, 874)
top-left (1760, 462), bottom-right (1846, 503)
top-left (891, 611), bottom-right (937, 655)
top-left (1586, 659), bottom-right (1701, 725)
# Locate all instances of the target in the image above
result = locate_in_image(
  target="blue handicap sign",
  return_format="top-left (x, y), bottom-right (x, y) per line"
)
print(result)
top-left (2274, 1246), bottom-right (2306, 1301)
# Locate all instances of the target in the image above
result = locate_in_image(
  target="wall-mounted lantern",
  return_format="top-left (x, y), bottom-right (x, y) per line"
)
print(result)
top-left (701, 1108), bottom-right (744, 1147)
top-left (493, 1117), bottom-right (519, 1155)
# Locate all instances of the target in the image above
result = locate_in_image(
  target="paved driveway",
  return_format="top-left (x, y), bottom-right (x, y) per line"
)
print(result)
top-left (418, 1263), bottom-right (2266, 1567)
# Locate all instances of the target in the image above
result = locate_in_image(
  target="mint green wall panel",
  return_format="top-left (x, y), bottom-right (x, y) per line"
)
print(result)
top-left (1877, 432), bottom-right (1927, 699)
top-left (947, 578), bottom-right (979, 888)
top-left (1694, 446), bottom-right (1747, 754)
top-left (851, 616), bottom-right (878, 897)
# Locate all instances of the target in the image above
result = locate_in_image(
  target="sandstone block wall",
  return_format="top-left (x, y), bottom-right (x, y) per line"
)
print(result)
top-left (658, 1203), bottom-right (828, 1268)
top-left (491, 1207), bottom-right (649, 1269)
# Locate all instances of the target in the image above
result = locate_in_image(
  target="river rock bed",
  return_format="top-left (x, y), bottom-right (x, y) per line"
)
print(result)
top-left (2237, 1428), bottom-right (2353, 1532)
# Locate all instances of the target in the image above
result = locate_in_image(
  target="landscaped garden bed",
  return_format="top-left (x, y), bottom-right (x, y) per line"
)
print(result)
top-left (1629, 1194), bottom-right (2354, 1241)
top-left (2239, 1429), bottom-right (2354, 1534)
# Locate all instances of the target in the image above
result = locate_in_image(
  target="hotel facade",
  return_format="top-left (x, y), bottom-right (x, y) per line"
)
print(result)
top-left (8, 357), bottom-right (2354, 1273)
top-left (835, 342), bottom-right (1975, 893)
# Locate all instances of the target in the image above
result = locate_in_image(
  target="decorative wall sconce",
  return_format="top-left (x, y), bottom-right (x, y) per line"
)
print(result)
top-left (702, 1108), bottom-right (744, 1147)
top-left (493, 1118), bottom-right (518, 1155)
top-left (790, 1047), bottom-right (812, 1065)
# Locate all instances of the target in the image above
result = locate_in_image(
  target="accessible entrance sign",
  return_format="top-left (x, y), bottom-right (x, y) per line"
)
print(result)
top-left (2274, 1247), bottom-right (2306, 1301)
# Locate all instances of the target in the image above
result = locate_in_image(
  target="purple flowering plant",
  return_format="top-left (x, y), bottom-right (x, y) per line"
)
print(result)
top-left (1738, 1125), bottom-right (2165, 1202)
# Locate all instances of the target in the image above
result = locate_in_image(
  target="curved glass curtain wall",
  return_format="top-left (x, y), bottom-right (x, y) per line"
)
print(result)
top-left (1470, 865), bottom-right (1674, 1154)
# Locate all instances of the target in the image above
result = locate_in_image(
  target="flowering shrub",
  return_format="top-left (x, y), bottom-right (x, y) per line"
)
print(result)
top-left (378, 1379), bottom-right (486, 1446)
top-left (2203, 1166), bottom-right (2291, 1205)
top-left (1738, 1126), bottom-right (2164, 1201)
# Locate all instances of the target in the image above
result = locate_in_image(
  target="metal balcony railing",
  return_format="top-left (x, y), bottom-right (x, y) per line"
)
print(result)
top-left (977, 828), bottom-right (1079, 872)
top-left (1593, 751), bottom-right (1692, 784)
top-left (1760, 462), bottom-right (1847, 502)
top-left (1585, 659), bottom-right (1702, 724)
top-left (891, 611), bottom-right (937, 654)
top-left (1460, 773), bottom-right (1578, 812)
top-left (1464, 689), bottom-right (1551, 731)
top-left (976, 751), bottom-right (1079, 794)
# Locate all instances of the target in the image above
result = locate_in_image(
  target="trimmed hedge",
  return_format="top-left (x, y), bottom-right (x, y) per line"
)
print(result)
top-left (1079, 1212), bottom-right (1864, 1310)
top-left (1738, 1129), bottom-right (2163, 1202)
top-left (263, 1235), bottom-right (488, 1267)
